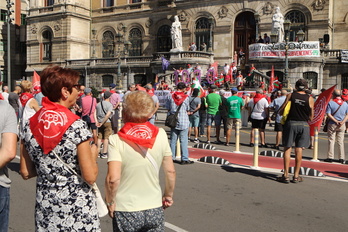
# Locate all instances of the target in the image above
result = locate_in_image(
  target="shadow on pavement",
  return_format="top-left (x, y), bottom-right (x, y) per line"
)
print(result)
top-left (325, 171), bottom-right (348, 179)
top-left (221, 165), bottom-right (279, 181)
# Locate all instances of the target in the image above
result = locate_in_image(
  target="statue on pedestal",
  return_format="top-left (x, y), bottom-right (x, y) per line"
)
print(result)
top-left (271, 7), bottom-right (284, 43)
top-left (170, 15), bottom-right (183, 52)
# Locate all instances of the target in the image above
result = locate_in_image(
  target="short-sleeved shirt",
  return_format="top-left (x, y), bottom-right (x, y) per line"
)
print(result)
top-left (269, 95), bottom-right (286, 123)
top-left (8, 92), bottom-right (20, 114)
top-left (326, 100), bottom-right (348, 124)
top-left (0, 101), bottom-right (18, 188)
top-left (81, 95), bottom-right (97, 123)
top-left (110, 93), bottom-right (121, 108)
top-left (165, 93), bottom-right (190, 130)
top-left (226, 95), bottom-right (244, 119)
top-left (248, 97), bottom-right (269, 120)
top-left (149, 95), bottom-right (160, 120)
top-left (188, 96), bottom-right (201, 116)
top-left (206, 93), bottom-right (222, 115)
top-left (107, 128), bottom-right (172, 212)
top-left (96, 100), bottom-right (113, 123)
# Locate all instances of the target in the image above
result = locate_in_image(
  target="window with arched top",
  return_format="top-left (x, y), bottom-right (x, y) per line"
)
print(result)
top-left (102, 75), bottom-right (114, 87)
top-left (102, 31), bottom-right (115, 58)
top-left (303, 72), bottom-right (318, 89)
top-left (157, 25), bottom-right (172, 52)
top-left (129, 28), bottom-right (142, 56)
top-left (195, 17), bottom-right (211, 51)
top-left (285, 10), bottom-right (306, 42)
top-left (42, 30), bottom-right (52, 61)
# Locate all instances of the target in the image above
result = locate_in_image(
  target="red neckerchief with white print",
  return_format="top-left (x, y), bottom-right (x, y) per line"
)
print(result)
top-left (333, 97), bottom-right (344, 106)
top-left (29, 97), bottom-right (80, 154)
top-left (118, 122), bottom-right (159, 149)
top-left (172, 91), bottom-right (188, 106)
top-left (20, 92), bottom-right (34, 107)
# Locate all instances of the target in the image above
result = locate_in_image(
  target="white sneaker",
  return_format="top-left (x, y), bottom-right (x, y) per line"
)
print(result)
top-left (100, 153), bottom-right (108, 159)
top-left (193, 138), bottom-right (199, 143)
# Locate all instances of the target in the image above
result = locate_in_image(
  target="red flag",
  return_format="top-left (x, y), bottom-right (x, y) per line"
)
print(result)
top-left (268, 66), bottom-right (274, 93)
top-left (309, 85), bottom-right (336, 136)
top-left (33, 71), bottom-right (41, 94)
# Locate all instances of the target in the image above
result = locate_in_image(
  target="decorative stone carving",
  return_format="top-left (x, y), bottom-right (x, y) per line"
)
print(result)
top-left (218, 6), bottom-right (228, 19)
top-left (271, 7), bottom-right (284, 43)
top-left (145, 19), bottom-right (153, 28)
top-left (263, 2), bottom-right (274, 15)
top-left (54, 22), bottom-right (61, 31)
top-left (170, 15), bottom-right (183, 52)
top-left (117, 23), bottom-right (124, 31)
top-left (312, 0), bottom-right (325, 11)
top-left (31, 25), bottom-right (37, 34)
top-left (178, 10), bottom-right (187, 22)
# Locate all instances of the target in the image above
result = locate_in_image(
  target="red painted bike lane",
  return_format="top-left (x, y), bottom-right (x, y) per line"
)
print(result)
top-left (188, 148), bottom-right (348, 180)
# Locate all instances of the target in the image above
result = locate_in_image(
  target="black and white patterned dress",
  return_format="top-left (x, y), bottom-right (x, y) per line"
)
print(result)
top-left (22, 119), bottom-right (100, 231)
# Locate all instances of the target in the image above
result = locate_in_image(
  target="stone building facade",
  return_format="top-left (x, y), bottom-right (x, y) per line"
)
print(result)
top-left (20, 0), bottom-right (348, 91)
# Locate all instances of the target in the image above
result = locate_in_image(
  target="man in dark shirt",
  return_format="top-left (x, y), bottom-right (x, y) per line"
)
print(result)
top-left (8, 86), bottom-right (21, 119)
top-left (277, 79), bottom-right (314, 183)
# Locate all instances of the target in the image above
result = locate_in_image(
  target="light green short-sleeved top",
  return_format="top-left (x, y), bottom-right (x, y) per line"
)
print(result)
top-left (108, 128), bottom-right (172, 212)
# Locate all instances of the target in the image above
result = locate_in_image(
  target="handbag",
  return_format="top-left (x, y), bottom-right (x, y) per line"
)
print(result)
top-left (323, 103), bottom-right (342, 132)
top-left (52, 150), bottom-right (108, 218)
top-left (165, 102), bottom-right (183, 128)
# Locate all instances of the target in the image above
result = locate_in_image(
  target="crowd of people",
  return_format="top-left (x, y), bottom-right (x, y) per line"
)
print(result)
top-left (1, 63), bottom-right (348, 230)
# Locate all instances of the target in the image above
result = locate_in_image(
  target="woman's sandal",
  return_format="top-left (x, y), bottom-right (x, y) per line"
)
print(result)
top-left (291, 176), bottom-right (303, 183)
top-left (276, 175), bottom-right (290, 184)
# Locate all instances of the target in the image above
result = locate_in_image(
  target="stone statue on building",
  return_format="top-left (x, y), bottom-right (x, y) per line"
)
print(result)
top-left (170, 15), bottom-right (183, 52)
top-left (271, 7), bottom-right (284, 43)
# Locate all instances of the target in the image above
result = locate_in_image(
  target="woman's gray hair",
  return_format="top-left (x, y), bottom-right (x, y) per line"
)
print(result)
top-left (123, 91), bottom-right (154, 123)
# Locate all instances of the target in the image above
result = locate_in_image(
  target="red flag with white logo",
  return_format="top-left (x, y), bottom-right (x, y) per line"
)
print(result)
top-left (309, 85), bottom-right (336, 136)
top-left (33, 70), bottom-right (41, 94)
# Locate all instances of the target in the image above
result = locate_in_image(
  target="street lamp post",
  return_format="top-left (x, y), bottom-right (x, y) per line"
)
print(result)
top-left (208, 16), bottom-right (214, 52)
top-left (283, 19), bottom-right (291, 88)
top-left (6, 0), bottom-right (14, 91)
top-left (115, 26), bottom-right (131, 89)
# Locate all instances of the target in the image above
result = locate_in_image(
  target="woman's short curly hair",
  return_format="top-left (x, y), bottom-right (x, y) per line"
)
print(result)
top-left (122, 91), bottom-right (155, 123)
top-left (20, 80), bottom-right (33, 93)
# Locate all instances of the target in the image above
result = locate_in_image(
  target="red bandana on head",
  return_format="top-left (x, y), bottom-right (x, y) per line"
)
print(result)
top-left (333, 97), bottom-right (344, 105)
top-left (20, 92), bottom-right (34, 106)
top-left (118, 122), bottom-right (159, 149)
top-left (172, 91), bottom-right (188, 106)
top-left (30, 97), bottom-right (80, 154)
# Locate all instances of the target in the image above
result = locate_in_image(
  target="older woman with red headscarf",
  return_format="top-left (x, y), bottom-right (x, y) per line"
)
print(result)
top-left (105, 91), bottom-right (176, 232)
top-left (20, 66), bottom-right (100, 231)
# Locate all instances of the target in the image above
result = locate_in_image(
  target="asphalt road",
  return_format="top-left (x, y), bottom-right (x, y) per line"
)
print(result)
top-left (7, 112), bottom-right (348, 232)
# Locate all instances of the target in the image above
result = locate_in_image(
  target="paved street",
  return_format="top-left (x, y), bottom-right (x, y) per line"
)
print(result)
top-left (7, 111), bottom-right (348, 231)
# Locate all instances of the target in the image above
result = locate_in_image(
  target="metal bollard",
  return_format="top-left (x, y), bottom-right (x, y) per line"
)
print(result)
top-left (234, 121), bottom-right (241, 153)
top-left (176, 138), bottom-right (181, 159)
top-left (311, 127), bottom-right (319, 162)
top-left (252, 128), bottom-right (259, 168)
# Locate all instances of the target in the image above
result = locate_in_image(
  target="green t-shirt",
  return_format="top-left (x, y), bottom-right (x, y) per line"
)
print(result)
top-left (226, 95), bottom-right (244, 119)
top-left (206, 93), bottom-right (222, 115)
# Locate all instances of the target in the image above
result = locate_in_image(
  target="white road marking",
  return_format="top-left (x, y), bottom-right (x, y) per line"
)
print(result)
top-left (165, 222), bottom-right (189, 232)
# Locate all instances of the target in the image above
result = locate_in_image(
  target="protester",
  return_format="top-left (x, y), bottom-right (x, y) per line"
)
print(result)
top-left (19, 80), bottom-right (40, 136)
top-left (198, 94), bottom-right (208, 138)
top-left (33, 86), bottom-right (44, 107)
top-left (81, 87), bottom-right (98, 143)
top-left (218, 89), bottom-right (229, 139)
top-left (206, 85), bottom-right (222, 144)
top-left (166, 82), bottom-right (193, 164)
top-left (0, 101), bottom-right (17, 232)
top-left (105, 91), bottom-right (176, 231)
top-left (145, 83), bottom-right (160, 125)
top-left (109, 84), bottom-right (121, 133)
top-left (264, 33), bottom-right (271, 44)
top-left (8, 85), bottom-right (21, 119)
top-left (248, 88), bottom-right (269, 147)
top-left (277, 79), bottom-right (314, 183)
top-left (269, 89), bottom-right (287, 150)
top-left (241, 91), bottom-right (251, 127)
top-left (95, 91), bottom-right (113, 159)
top-left (188, 88), bottom-right (201, 143)
top-left (226, 87), bottom-right (244, 146)
top-left (20, 65), bottom-right (100, 231)
top-left (1, 86), bottom-right (9, 103)
top-left (324, 89), bottom-right (348, 163)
